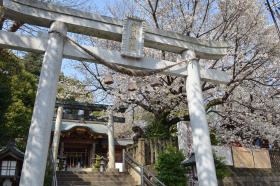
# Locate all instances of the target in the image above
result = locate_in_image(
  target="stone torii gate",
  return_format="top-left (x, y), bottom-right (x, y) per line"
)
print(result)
top-left (0, 0), bottom-right (230, 186)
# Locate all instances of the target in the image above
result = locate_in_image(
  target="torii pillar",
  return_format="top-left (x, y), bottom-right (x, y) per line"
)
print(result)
top-left (19, 21), bottom-right (67, 186)
top-left (107, 110), bottom-right (116, 170)
top-left (52, 106), bottom-right (63, 165)
top-left (183, 50), bottom-right (218, 186)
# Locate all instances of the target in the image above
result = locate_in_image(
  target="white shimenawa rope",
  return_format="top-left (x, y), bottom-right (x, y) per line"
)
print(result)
top-left (49, 30), bottom-right (194, 77)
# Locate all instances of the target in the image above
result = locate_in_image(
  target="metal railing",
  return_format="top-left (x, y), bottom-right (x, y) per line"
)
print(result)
top-left (122, 149), bottom-right (165, 186)
top-left (49, 148), bottom-right (58, 186)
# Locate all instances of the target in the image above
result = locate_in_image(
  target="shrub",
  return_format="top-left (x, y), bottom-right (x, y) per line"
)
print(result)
top-left (144, 120), bottom-right (170, 140)
top-left (94, 155), bottom-right (100, 169)
top-left (44, 163), bottom-right (53, 186)
top-left (214, 153), bottom-right (231, 180)
top-left (154, 145), bottom-right (188, 186)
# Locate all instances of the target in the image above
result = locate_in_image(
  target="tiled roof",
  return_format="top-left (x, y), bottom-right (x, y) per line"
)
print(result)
top-left (0, 142), bottom-right (24, 160)
top-left (52, 121), bottom-right (108, 134)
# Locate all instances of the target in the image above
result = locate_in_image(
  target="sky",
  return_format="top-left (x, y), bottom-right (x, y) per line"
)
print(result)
top-left (59, 0), bottom-right (115, 79)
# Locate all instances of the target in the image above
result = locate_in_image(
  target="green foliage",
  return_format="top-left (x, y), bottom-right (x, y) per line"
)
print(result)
top-left (44, 163), bottom-right (53, 186)
top-left (210, 130), bottom-right (219, 145)
top-left (92, 111), bottom-right (106, 117)
top-left (214, 153), bottom-right (231, 180)
top-left (154, 145), bottom-right (188, 186)
top-left (59, 161), bottom-right (64, 171)
top-left (94, 155), bottom-right (100, 169)
top-left (15, 139), bottom-right (27, 152)
top-left (0, 51), bottom-right (37, 145)
top-left (144, 120), bottom-right (170, 140)
top-left (22, 52), bottom-right (43, 79)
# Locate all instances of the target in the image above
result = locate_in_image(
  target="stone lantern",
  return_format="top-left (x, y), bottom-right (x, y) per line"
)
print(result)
top-left (99, 156), bottom-right (107, 172)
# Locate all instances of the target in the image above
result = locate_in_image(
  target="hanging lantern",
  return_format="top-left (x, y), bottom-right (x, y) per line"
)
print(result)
top-left (128, 78), bottom-right (137, 91)
top-left (104, 71), bottom-right (114, 85)
top-left (150, 76), bottom-right (161, 87)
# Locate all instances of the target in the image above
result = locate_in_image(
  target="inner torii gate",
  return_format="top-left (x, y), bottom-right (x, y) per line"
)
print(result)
top-left (0, 0), bottom-right (231, 186)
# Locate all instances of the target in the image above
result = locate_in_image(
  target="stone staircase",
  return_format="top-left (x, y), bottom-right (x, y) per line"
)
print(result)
top-left (57, 171), bottom-right (137, 186)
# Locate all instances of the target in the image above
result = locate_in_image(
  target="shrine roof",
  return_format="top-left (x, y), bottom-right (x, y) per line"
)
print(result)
top-left (181, 153), bottom-right (220, 167)
top-left (0, 141), bottom-right (24, 161)
top-left (115, 139), bottom-right (134, 146)
top-left (55, 101), bottom-right (128, 113)
top-left (51, 121), bottom-right (108, 135)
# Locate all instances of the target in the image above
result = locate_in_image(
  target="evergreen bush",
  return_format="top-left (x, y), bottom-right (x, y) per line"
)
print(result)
top-left (154, 145), bottom-right (188, 186)
top-left (94, 155), bottom-right (100, 169)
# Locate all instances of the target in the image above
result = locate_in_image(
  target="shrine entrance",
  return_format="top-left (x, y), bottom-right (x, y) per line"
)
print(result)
top-left (57, 126), bottom-right (108, 169)
top-left (64, 144), bottom-right (91, 168)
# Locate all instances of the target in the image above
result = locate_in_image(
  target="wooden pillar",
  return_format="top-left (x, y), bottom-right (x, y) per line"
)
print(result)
top-left (92, 143), bottom-right (96, 164)
top-left (60, 142), bottom-right (64, 157)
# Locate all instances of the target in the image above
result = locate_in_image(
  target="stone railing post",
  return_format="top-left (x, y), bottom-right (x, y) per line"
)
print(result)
top-left (137, 138), bottom-right (146, 165)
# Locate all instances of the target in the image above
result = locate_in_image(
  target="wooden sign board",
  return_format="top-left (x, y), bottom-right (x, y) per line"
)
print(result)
top-left (252, 149), bottom-right (271, 168)
top-left (121, 16), bottom-right (145, 58)
top-left (232, 147), bottom-right (255, 168)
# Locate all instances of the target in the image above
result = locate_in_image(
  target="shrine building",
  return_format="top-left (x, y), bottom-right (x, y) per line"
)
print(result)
top-left (51, 102), bottom-right (133, 170)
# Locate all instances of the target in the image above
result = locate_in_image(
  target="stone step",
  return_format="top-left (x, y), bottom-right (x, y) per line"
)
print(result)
top-left (57, 177), bottom-right (135, 182)
top-left (57, 171), bottom-right (125, 175)
top-left (58, 181), bottom-right (136, 186)
top-left (57, 174), bottom-right (130, 178)
top-left (57, 171), bottom-right (137, 186)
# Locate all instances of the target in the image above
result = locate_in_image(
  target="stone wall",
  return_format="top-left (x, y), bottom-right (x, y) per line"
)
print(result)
top-left (125, 138), bottom-right (175, 184)
top-left (219, 167), bottom-right (280, 186)
top-left (126, 138), bottom-right (175, 166)
top-left (126, 140), bottom-right (280, 186)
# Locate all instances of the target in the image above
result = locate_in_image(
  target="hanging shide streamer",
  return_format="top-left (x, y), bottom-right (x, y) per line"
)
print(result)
top-left (104, 71), bottom-right (114, 84)
top-left (128, 78), bottom-right (137, 91)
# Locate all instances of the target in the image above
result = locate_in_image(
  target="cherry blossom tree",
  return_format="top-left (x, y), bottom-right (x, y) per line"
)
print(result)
top-left (75, 0), bottom-right (280, 146)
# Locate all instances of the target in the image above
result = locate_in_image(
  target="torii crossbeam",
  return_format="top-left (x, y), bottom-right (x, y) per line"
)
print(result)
top-left (0, 0), bottom-right (231, 186)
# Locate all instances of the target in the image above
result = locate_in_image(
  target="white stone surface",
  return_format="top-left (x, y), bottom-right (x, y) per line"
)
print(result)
top-left (2, 0), bottom-right (230, 59)
top-left (52, 106), bottom-right (63, 164)
top-left (115, 163), bottom-right (124, 172)
top-left (107, 111), bottom-right (115, 170)
top-left (19, 21), bottom-right (67, 186)
top-left (212, 146), bottom-right (233, 166)
top-left (184, 50), bottom-right (218, 186)
top-left (0, 31), bottom-right (230, 84)
top-left (177, 121), bottom-right (193, 157)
